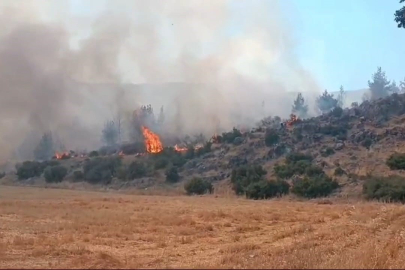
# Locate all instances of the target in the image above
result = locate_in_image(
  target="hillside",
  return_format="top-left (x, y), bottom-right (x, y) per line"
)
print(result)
top-left (3, 92), bottom-right (405, 200)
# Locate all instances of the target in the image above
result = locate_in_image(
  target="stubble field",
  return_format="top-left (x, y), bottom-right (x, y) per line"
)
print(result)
top-left (1, 185), bottom-right (405, 269)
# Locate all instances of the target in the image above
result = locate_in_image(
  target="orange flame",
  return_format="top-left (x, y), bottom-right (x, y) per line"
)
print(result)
top-left (141, 126), bottom-right (163, 154)
top-left (174, 144), bottom-right (188, 152)
top-left (55, 151), bottom-right (70, 160)
top-left (286, 114), bottom-right (299, 128)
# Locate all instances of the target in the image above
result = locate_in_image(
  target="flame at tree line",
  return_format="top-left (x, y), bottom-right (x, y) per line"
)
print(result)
top-left (141, 126), bottom-right (164, 154)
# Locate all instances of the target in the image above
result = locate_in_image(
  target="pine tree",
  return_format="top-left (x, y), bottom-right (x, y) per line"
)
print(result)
top-left (291, 93), bottom-right (308, 118)
top-left (34, 132), bottom-right (55, 161)
top-left (158, 106), bottom-right (165, 126)
top-left (337, 85), bottom-right (346, 108)
top-left (102, 121), bottom-right (118, 146)
top-left (316, 90), bottom-right (338, 114)
top-left (399, 77), bottom-right (405, 93)
top-left (390, 80), bottom-right (400, 94)
top-left (368, 67), bottom-right (391, 100)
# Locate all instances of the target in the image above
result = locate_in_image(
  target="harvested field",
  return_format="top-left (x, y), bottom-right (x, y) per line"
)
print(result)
top-left (1, 186), bottom-right (405, 268)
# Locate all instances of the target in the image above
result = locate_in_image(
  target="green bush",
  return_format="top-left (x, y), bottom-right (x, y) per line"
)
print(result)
top-left (127, 161), bottom-right (148, 179)
top-left (361, 138), bottom-right (373, 149)
top-left (73, 170), bottom-right (84, 180)
top-left (120, 142), bottom-right (145, 155)
top-left (88, 151), bottom-right (99, 157)
top-left (165, 166), bottom-right (180, 183)
top-left (83, 157), bottom-right (121, 184)
top-left (273, 160), bottom-right (312, 179)
top-left (334, 167), bottom-right (346, 176)
top-left (386, 153), bottom-right (405, 170)
top-left (285, 152), bottom-right (313, 164)
top-left (222, 128), bottom-right (243, 144)
top-left (330, 106), bottom-right (343, 117)
top-left (245, 180), bottom-right (289, 200)
top-left (319, 124), bottom-right (349, 137)
top-left (305, 165), bottom-right (325, 177)
top-left (363, 176), bottom-right (405, 202)
top-left (184, 177), bottom-right (213, 195)
top-left (231, 165), bottom-right (267, 195)
top-left (321, 147), bottom-right (335, 157)
top-left (44, 165), bottom-right (68, 183)
top-left (292, 175), bottom-right (339, 198)
top-left (265, 129), bottom-right (279, 146)
top-left (16, 161), bottom-right (43, 180)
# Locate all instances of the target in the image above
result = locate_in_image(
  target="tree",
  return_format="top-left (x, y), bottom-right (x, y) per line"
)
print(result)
top-left (316, 90), bottom-right (338, 114)
top-left (368, 67), bottom-right (391, 100)
top-left (395, 0), bottom-right (405, 28)
top-left (102, 121), bottom-right (118, 146)
top-left (337, 85), bottom-right (346, 108)
top-left (34, 132), bottom-right (55, 161)
top-left (157, 106), bottom-right (165, 127)
top-left (390, 80), bottom-right (400, 94)
top-left (291, 93), bottom-right (308, 118)
top-left (400, 77), bottom-right (405, 93)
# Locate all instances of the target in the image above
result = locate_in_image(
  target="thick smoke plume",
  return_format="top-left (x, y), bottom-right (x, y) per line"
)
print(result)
top-left (0, 0), bottom-right (320, 163)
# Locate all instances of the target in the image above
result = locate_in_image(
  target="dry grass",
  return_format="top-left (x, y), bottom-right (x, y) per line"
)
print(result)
top-left (1, 186), bottom-right (405, 268)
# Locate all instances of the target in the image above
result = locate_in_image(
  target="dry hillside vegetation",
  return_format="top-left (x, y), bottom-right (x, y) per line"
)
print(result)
top-left (2, 186), bottom-right (405, 269)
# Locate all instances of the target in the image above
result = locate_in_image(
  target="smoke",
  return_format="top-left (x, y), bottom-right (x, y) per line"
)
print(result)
top-left (0, 0), bottom-right (320, 162)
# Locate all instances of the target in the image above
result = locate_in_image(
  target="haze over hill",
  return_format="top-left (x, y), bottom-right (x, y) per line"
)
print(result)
top-left (0, 0), bottom-right (323, 162)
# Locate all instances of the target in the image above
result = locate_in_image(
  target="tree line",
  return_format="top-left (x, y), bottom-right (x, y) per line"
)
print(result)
top-left (292, 67), bottom-right (405, 118)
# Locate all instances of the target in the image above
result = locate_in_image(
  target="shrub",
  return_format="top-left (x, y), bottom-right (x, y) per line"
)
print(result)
top-left (292, 175), bottom-right (339, 198)
top-left (334, 167), bottom-right (346, 176)
top-left (273, 160), bottom-right (312, 179)
top-left (387, 153), bottom-right (405, 170)
top-left (0, 172), bottom-right (5, 179)
top-left (321, 147), bottom-right (335, 157)
top-left (73, 170), bottom-right (84, 180)
top-left (319, 124), bottom-right (349, 137)
top-left (305, 165), bottom-right (325, 177)
top-left (363, 176), bottom-right (405, 202)
top-left (185, 147), bottom-right (195, 159)
top-left (222, 128), bottom-right (242, 144)
top-left (285, 152), bottom-right (313, 164)
top-left (265, 129), bottom-right (279, 147)
top-left (231, 165), bottom-right (267, 195)
top-left (16, 161), bottom-right (43, 180)
top-left (44, 165), bottom-right (68, 183)
top-left (184, 177), bottom-right (213, 195)
top-left (245, 180), bottom-right (289, 200)
top-left (330, 106), bottom-right (343, 117)
top-left (126, 161), bottom-right (148, 179)
top-left (165, 166), bottom-right (180, 183)
top-left (83, 157), bottom-right (121, 184)
top-left (88, 151), bottom-right (99, 157)
top-left (361, 138), bottom-right (373, 149)
top-left (120, 142), bottom-right (146, 155)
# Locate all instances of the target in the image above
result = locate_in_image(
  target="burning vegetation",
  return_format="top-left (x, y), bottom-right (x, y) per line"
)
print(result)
top-left (141, 126), bottom-right (163, 154)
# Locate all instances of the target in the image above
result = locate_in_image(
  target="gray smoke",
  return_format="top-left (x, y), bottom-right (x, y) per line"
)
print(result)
top-left (0, 0), bottom-right (320, 163)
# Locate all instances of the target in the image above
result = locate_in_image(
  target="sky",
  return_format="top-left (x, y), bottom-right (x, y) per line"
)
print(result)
top-left (68, 0), bottom-right (405, 92)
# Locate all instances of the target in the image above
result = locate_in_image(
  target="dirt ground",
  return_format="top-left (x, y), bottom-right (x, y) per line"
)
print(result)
top-left (1, 186), bottom-right (405, 269)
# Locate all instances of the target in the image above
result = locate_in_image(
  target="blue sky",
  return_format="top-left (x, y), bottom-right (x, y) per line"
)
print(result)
top-left (291, 0), bottom-right (405, 91)
top-left (69, 0), bottom-right (405, 92)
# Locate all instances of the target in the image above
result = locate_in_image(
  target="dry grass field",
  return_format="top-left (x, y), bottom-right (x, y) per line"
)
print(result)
top-left (1, 186), bottom-right (405, 269)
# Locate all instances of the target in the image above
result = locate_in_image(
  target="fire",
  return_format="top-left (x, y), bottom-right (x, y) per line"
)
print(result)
top-left (174, 144), bottom-right (188, 152)
top-left (211, 133), bottom-right (221, 143)
top-left (285, 114), bottom-right (299, 128)
top-left (55, 151), bottom-right (70, 160)
top-left (141, 126), bottom-right (163, 154)
top-left (118, 151), bottom-right (125, 157)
